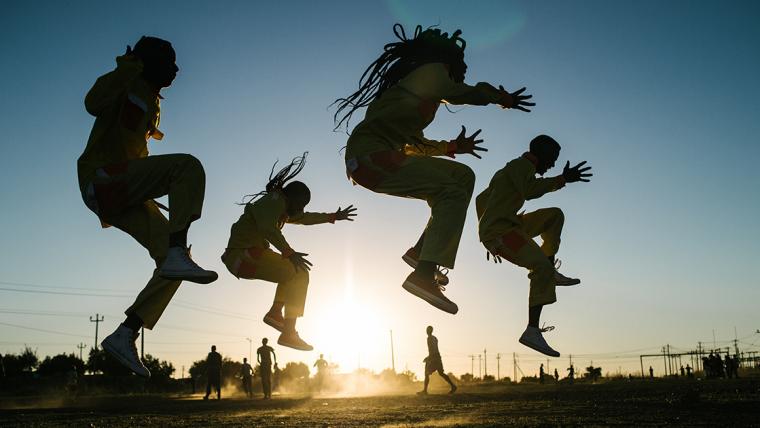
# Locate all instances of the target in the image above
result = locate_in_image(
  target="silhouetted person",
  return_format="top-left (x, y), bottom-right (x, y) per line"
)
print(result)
top-left (204, 345), bottom-right (222, 400)
top-left (418, 326), bottom-right (456, 395)
top-left (686, 364), bottom-right (693, 378)
top-left (257, 338), bottom-right (276, 399)
top-left (477, 135), bottom-right (591, 357)
top-left (539, 364), bottom-right (545, 384)
top-left (240, 357), bottom-right (253, 398)
top-left (649, 366), bottom-right (654, 379)
top-left (82, 36), bottom-right (218, 378)
top-left (567, 364), bottom-right (575, 384)
top-left (680, 365), bottom-right (685, 377)
top-left (554, 368), bottom-right (559, 382)
top-left (313, 354), bottom-right (328, 392)
top-left (335, 24), bottom-right (535, 315)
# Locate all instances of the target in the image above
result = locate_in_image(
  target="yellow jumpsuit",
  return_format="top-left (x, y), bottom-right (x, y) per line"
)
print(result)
top-left (221, 191), bottom-right (337, 318)
top-left (345, 62), bottom-right (503, 269)
top-left (78, 55), bottom-right (206, 329)
top-left (476, 153), bottom-right (566, 307)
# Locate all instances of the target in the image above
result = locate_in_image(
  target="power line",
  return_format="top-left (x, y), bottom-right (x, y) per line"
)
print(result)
top-left (0, 321), bottom-right (89, 338)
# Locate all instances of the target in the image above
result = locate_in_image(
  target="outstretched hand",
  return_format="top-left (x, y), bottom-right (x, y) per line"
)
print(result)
top-left (498, 86), bottom-right (535, 112)
top-left (453, 126), bottom-right (487, 159)
top-left (562, 161), bottom-right (593, 183)
top-left (335, 205), bottom-right (357, 221)
top-left (288, 251), bottom-right (313, 272)
top-left (486, 250), bottom-right (503, 264)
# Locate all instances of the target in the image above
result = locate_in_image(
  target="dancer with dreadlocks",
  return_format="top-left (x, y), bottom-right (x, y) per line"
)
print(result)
top-left (221, 153), bottom-right (357, 350)
top-left (334, 24), bottom-right (535, 314)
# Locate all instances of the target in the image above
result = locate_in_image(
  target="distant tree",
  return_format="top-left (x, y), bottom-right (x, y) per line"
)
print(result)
top-left (399, 369), bottom-right (417, 383)
top-left (142, 354), bottom-right (175, 383)
top-left (281, 361), bottom-right (310, 382)
top-left (37, 353), bottom-right (85, 377)
top-left (2, 346), bottom-right (39, 376)
top-left (483, 374), bottom-right (495, 382)
top-left (189, 355), bottom-right (242, 385)
top-left (585, 365), bottom-right (602, 382)
top-left (459, 373), bottom-right (474, 383)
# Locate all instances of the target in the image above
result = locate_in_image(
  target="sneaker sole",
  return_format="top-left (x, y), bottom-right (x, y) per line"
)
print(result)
top-left (101, 339), bottom-right (151, 378)
top-left (402, 280), bottom-right (458, 314)
top-left (518, 337), bottom-right (560, 358)
top-left (159, 271), bottom-right (218, 284)
top-left (277, 339), bottom-right (313, 351)
top-left (402, 254), bottom-right (450, 286)
top-left (264, 316), bottom-right (284, 332)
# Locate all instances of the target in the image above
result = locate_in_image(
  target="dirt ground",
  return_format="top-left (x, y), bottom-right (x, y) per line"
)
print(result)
top-left (1, 378), bottom-right (759, 427)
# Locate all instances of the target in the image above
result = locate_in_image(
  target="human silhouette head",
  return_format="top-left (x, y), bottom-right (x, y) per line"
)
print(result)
top-left (320, 354), bottom-right (324, 359)
top-left (262, 338), bottom-right (268, 345)
top-left (283, 181), bottom-right (311, 217)
top-left (426, 325), bottom-right (433, 335)
top-left (211, 345), bottom-right (216, 352)
top-left (132, 36), bottom-right (178, 89)
top-left (529, 135), bottom-right (561, 175)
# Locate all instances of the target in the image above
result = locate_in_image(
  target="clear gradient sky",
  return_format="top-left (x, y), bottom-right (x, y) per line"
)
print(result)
top-left (1, 0), bottom-right (759, 379)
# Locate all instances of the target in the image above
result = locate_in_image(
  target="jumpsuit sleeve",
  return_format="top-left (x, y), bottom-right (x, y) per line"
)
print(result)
top-left (287, 211), bottom-right (337, 225)
top-left (250, 195), bottom-right (295, 256)
top-left (403, 138), bottom-right (457, 157)
top-left (428, 63), bottom-right (503, 106)
top-left (84, 55), bottom-right (144, 117)
top-left (523, 174), bottom-right (566, 200)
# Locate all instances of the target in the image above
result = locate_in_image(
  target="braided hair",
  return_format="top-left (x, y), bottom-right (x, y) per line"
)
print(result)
top-left (333, 24), bottom-right (467, 131)
top-left (240, 152), bottom-right (310, 205)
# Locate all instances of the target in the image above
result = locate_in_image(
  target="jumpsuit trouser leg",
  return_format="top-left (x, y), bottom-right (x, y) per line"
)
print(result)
top-left (368, 155), bottom-right (475, 269)
top-left (488, 208), bottom-right (565, 308)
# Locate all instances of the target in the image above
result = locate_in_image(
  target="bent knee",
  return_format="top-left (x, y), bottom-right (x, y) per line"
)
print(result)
top-left (546, 207), bottom-right (564, 223)
top-left (176, 153), bottom-right (205, 175)
top-left (453, 163), bottom-right (476, 192)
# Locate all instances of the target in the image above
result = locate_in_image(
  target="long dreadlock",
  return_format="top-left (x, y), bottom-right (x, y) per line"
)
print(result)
top-left (239, 152), bottom-right (309, 205)
top-left (333, 24), bottom-right (467, 131)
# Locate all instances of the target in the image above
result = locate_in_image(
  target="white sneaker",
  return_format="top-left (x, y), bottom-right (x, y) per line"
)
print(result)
top-left (554, 259), bottom-right (580, 286)
top-left (519, 325), bottom-right (560, 357)
top-left (101, 324), bottom-right (151, 378)
top-left (159, 246), bottom-right (218, 284)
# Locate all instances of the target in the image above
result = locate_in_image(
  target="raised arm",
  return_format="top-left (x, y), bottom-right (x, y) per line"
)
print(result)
top-left (84, 49), bottom-right (143, 117)
top-left (288, 206), bottom-right (357, 225)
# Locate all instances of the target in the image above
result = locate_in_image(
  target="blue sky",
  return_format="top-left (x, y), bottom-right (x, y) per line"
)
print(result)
top-left (1, 0), bottom-right (759, 378)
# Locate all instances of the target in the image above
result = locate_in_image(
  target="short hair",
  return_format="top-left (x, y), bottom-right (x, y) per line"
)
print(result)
top-left (529, 135), bottom-right (561, 154)
top-left (211, 345), bottom-right (216, 351)
top-left (426, 325), bottom-right (433, 334)
top-left (262, 338), bottom-right (268, 344)
top-left (132, 36), bottom-right (173, 61)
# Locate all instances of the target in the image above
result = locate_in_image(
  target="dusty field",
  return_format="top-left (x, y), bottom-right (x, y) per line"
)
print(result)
top-left (1, 378), bottom-right (759, 427)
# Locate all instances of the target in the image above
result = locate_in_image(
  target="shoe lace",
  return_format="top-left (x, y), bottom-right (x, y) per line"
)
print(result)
top-left (540, 323), bottom-right (555, 333)
top-left (130, 333), bottom-right (142, 362)
top-left (553, 259), bottom-right (562, 270)
top-left (180, 245), bottom-right (201, 268)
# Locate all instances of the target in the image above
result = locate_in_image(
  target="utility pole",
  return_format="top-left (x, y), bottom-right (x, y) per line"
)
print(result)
top-left (662, 346), bottom-right (667, 376)
top-left (734, 326), bottom-right (739, 357)
top-left (468, 354), bottom-right (475, 377)
top-left (478, 354), bottom-right (482, 379)
top-left (246, 338), bottom-right (252, 362)
top-left (390, 330), bottom-right (396, 372)
top-left (697, 342), bottom-right (702, 372)
top-left (89, 314), bottom-right (104, 350)
top-left (76, 343), bottom-right (87, 361)
top-left (513, 352), bottom-right (517, 383)
top-left (496, 353), bottom-right (501, 381)
top-left (667, 344), bottom-right (671, 376)
top-left (484, 348), bottom-right (487, 377)
top-left (181, 365), bottom-right (185, 380)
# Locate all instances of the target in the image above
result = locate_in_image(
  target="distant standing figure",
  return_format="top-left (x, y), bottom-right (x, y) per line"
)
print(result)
top-left (313, 354), bottom-right (328, 391)
top-left (240, 357), bottom-right (253, 398)
top-left (686, 364), bottom-right (693, 378)
top-left (418, 326), bottom-right (456, 395)
top-left (554, 368), bottom-right (559, 382)
top-left (680, 365), bottom-right (685, 377)
top-left (204, 345), bottom-right (222, 400)
top-left (567, 364), bottom-right (575, 384)
top-left (649, 366), bottom-right (654, 379)
top-left (273, 363), bottom-right (281, 392)
top-left (257, 338), bottom-right (277, 399)
top-left (539, 364), bottom-right (545, 384)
